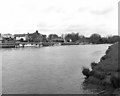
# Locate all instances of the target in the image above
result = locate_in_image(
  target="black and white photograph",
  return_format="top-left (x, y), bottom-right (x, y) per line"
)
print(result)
top-left (0, 0), bottom-right (119, 95)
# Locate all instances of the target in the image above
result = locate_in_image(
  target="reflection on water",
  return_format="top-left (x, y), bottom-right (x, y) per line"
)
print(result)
top-left (2, 45), bottom-right (109, 94)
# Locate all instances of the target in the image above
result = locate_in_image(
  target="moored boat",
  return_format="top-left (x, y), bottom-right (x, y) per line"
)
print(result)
top-left (0, 43), bottom-right (15, 48)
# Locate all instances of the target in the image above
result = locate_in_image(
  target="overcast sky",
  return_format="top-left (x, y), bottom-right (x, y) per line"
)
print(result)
top-left (0, 0), bottom-right (118, 36)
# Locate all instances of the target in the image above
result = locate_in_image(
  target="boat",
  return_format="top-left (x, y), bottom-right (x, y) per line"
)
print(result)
top-left (0, 43), bottom-right (15, 48)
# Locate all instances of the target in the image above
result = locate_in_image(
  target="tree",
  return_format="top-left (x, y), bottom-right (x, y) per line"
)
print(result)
top-left (79, 35), bottom-right (85, 43)
top-left (107, 36), bottom-right (120, 43)
top-left (90, 33), bottom-right (101, 44)
top-left (64, 33), bottom-right (80, 42)
top-left (48, 34), bottom-right (58, 40)
top-left (30, 30), bottom-right (43, 42)
top-left (100, 37), bottom-right (110, 44)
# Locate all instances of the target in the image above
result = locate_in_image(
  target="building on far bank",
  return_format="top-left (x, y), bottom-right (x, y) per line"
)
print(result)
top-left (26, 30), bottom-right (44, 42)
top-left (14, 30), bottom-right (47, 42)
top-left (14, 34), bottom-right (27, 41)
top-left (0, 34), bottom-right (16, 48)
top-left (2, 34), bottom-right (14, 38)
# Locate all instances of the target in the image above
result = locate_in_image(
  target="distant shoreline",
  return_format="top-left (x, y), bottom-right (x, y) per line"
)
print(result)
top-left (0, 42), bottom-right (112, 48)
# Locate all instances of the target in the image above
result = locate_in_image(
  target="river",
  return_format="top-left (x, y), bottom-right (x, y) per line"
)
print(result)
top-left (1, 44), bottom-right (110, 94)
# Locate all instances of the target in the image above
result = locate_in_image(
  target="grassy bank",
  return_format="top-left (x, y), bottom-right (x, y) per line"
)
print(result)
top-left (82, 42), bottom-right (120, 95)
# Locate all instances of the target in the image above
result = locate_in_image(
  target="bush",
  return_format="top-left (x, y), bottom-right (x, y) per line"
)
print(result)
top-left (93, 71), bottom-right (106, 80)
top-left (82, 67), bottom-right (90, 79)
top-left (89, 70), bottom-right (95, 76)
top-left (91, 62), bottom-right (97, 69)
top-left (85, 76), bottom-right (103, 85)
top-left (110, 72), bottom-right (120, 88)
top-left (101, 55), bottom-right (106, 60)
top-left (105, 49), bottom-right (110, 54)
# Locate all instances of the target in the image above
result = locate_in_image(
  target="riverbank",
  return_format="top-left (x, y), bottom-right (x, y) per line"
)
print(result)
top-left (0, 42), bottom-right (79, 48)
top-left (82, 42), bottom-right (120, 95)
top-left (0, 41), bottom-right (110, 48)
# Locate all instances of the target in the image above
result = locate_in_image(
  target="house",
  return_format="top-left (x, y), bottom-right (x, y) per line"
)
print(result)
top-left (2, 34), bottom-right (14, 38)
top-left (14, 34), bottom-right (27, 41)
top-left (0, 34), bottom-right (16, 48)
top-left (26, 30), bottom-right (45, 42)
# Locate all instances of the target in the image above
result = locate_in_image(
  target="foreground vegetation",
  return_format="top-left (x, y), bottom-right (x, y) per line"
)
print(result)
top-left (82, 42), bottom-right (120, 95)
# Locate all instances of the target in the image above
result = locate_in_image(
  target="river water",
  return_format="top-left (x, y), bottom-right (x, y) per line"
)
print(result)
top-left (1, 44), bottom-right (110, 94)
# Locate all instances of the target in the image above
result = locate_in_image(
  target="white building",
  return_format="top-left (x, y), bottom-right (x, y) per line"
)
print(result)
top-left (1, 34), bottom-right (14, 38)
top-left (14, 34), bottom-right (27, 41)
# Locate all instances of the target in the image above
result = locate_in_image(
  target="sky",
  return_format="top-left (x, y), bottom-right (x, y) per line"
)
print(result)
top-left (0, 0), bottom-right (119, 37)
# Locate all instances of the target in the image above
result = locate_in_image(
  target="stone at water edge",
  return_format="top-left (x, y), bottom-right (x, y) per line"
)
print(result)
top-left (82, 67), bottom-right (90, 79)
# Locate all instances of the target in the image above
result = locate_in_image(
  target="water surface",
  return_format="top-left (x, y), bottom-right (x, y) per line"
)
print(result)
top-left (1, 44), bottom-right (110, 94)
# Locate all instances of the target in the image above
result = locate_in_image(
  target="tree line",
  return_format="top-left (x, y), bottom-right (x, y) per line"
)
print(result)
top-left (13, 30), bottom-right (120, 44)
top-left (63, 33), bottom-right (120, 44)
